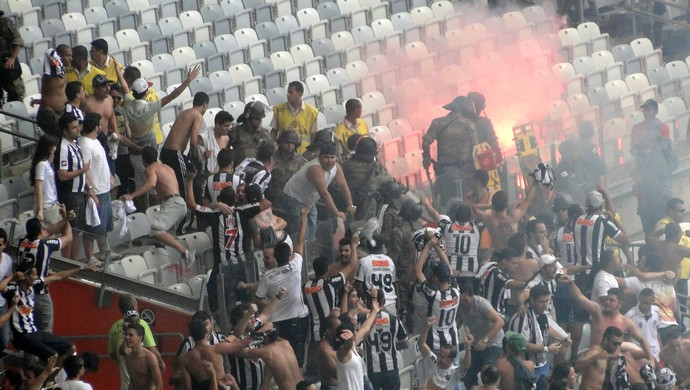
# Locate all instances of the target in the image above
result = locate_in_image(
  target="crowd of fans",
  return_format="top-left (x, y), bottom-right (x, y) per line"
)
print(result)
top-left (0, 14), bottom-right (684, 390)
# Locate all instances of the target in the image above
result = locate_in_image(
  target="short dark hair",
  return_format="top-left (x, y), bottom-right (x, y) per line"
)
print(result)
top-left (25, 218), bottom-right (43, 240)
top-left (457, 278), bottom-right (475, 295)
top-left (110, 83), bottom-right (124, 95)
top-left (81, 351), bottom-right (100, 372)
top-left (82, 112), bottom-right (101, 134)
top-left (472, 169), bottom-right (490, 186)
top-left (2, 371), bottom-right (22, 388)
top-left (440, 343), bottom-right (458, 358)
top-left (449, 203), bottom-right (471, 223)
top-left (229, 303), bottom-right (252, 326)
top-left (665, 327), bottom-right (682, 341)
top-left (215, 110), bottom-right (234, 125)
top-left (91, 38), bottom-right (109, 54)
top-left (607, 287), bottom-right (624, 301)
top-left (506, 232), bottom-right (526, 252)
top-left (599, 249), bottom-right (616, 269)
top-left (0, 228), bottom-right (6, 245)
top-left (72, 45), bottom-right (88, 60)
top-left (296, 380), bottom-right (315, 390)
top-left (217, 186), bottom-right (236, 206)
top-left (481, 364), bottom-right (500, 385)
top-left (193, 92), bottom-right (209, 107)
top-left (665, 222), bottom-right (682, 242)
top-left (123, 66), bottom-right (141, 84)
top-left (345, 98), bottom-right (361, 114)
top-left (59, 113), bottom-right (79, 132)
top-left (126, 321), bottom-right (145, 337)
top-left (119, 294), bottom-right (136, 314)
top-left (491, 190), bottom-right (508, 212)
top-left (56, 44), bottom-right (71, 57)
top-left (256, 142), bottom-right (275, 162)
top-left (274, 242), bottom-right (292, 266)
top-left (551, 362), bottom-right (573, 383)
top-left (17, 260), bottom-right (35, 274)
top-left (603, 326), bottom-right (623, 340)
top-left (288, 81), bottom-right (304, 94)
top-left (63, 355), bottom-right (84, 378)
top-left (639, 288), bottom-right (655, 299)
top-left (66, 81), bottom-right (83, 101)
top-left (339, 237), bottom-right (351, 247)
top-left (217, 148), bottom-right (234, 169)
top-left (667, 198), bottom-right (684, 211)
top-left (313, 256), bottom-right (330, 277)
top-left (141, 146), bottom-right (158, 165)
top-left (188, 318), bottom-right (207, 341)
top-left (525, 219), bottom-right (543, 236)
top-left (530, 284), bottom-right (551, 300)
top-left (567, 204), bottom-right (584, 219)
top-left (192, 310), bottom-right (213, 323)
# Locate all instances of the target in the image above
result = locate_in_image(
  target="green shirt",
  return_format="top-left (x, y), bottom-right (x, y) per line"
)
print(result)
top-left (107, 318), bottom-right (156, 358)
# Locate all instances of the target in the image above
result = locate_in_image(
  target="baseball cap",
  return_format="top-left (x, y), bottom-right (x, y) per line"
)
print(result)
top-left (92, 74), bottom-right (109, 88)
top-left (131, 78), bottom-right (149, 94)
top-left (586, 191), bottom-right (604, 210)
top-left (538, 254), bottom-right (557, 268)
top-left (91, 38), bottom-right (108, 53)
top-left (552, 193), bottom-right (574, 212)
top-left (505, 331), bottom-right (527, 353)
top-left (640, 99), bottom-right (658, 110)
top-left (124, 310), bottom-right (139, 320)
top-left (433, 262), bottom-right (451, 282)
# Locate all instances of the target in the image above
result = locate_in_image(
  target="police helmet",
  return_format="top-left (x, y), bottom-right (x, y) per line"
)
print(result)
top-left (277, 130), bottom-right (299, 145)
top-left (379, 180), bottom-right (405, 202)
top-left (355, 137), bottom-right (378, 157)
top-left (399, 199), bottom-right (423, 222)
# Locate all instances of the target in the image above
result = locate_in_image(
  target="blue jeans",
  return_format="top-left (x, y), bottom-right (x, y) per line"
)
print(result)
top-left (535, 362), bottom-right (550, 390)
top-left (464, 346), bottom-right (502, 388)
top-left (0, 306), bottom-right (10, 348)
top-left (283, 193), bottom-right (317, 240)
top-left (369, 370), bottom-right (401, 390)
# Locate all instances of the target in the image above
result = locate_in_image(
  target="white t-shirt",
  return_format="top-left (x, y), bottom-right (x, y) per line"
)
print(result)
top-left (625, 304), bottom-right (661, 360)
top-left (355, 253), bottom-right (397, 308)
top-left (255, 253), bottom-right (308, 322)
top-left (591, 270), bottom-right (619, 301)
top-left (0, 254), bottom-right (12, 307)
top-left (424, 351), bottom-right (459, 390)
top-left (78, 136), bottom-right (111, 195)
top-left (34, 160), bottom-right (58, 205)
top-left (55, 380), bottom-right (93, 390)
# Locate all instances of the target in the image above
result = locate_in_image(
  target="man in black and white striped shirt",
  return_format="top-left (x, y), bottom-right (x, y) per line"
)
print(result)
top-left (363, 289), bottom-right (408, 390)
top-left (476, 247), bottom-right (523, 319)
top-left (235, 142), bottom-right (275, 196)
top-left (56, 113), bottom-right (91, 260)
top-left (17, 215), bottom-right (74, 333)
top-left (303, 236), bottom-right (359, 381)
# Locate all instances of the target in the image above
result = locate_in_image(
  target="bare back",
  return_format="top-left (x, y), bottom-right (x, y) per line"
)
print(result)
top-left (485, 211), bottom-right (521, 251)
top-left (163, 108), bottom-right (203, 151)
top-left (317, 339), bottom-right (338, 386)
top-left (40, 75), bottom-right (67, 113)
top-left (660, 341), bottom-right (690, 383)
top-left (149, 162), bottom-right (180, 199)
top-left (125, 348), bottom-right (162, 390)
top-left (260, 340), bottom-right (303, 390)
top-left (496, 355), bottom-right (534, 390)
top-left (84, 95), bottom-right (115, 133)
top-left (182, 343), bottom-right (225, 386)
top-left (591, 313), bottom-right (629, 348)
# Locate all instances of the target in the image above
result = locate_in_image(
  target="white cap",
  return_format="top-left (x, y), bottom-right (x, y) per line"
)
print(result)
top-left (132, 78), bottom-right (149, 94)
top-left (538, 254), bottom-right (557, 268)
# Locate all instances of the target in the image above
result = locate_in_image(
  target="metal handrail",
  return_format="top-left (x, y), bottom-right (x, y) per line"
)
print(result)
top-left (63, 332), bottom-right (186, 358)
top-left (0, 122), bottom-right (38, 142)
top-left (0, 108), bottom-right (38, 125)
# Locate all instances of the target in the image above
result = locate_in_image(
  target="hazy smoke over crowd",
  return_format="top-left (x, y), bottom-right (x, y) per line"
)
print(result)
top-left (369, 1), bottom-right (566, 150)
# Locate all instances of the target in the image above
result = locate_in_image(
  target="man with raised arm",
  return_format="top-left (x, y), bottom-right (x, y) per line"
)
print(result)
top-left (418, 316), bottom-right (473, 390)
top-left (467, 178), bottom-right (537, 252)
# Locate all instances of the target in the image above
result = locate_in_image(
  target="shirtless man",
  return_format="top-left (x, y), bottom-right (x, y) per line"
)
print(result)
top-left (123, 322), bottom-right (163, 390)
top-left (468, 179), bottom-right (536, 251)
top-left (648, 222), bottom-right (690, 277)
top-left (241, 334), bottom-right (304, 390)
top-left (83, 74), bottom-right (116, 136)
top-left (35, 45), bottom-right (69, 137)
top-left (181, 317), bottom-right (254, 389)
top-left (316, 311), bottom-right (341, 388)
top-left (563, 275), bottom-right (656, 365)
top-left (576, 326), bottom-right (648, 390)
top-left (120, 146), bottom-right (195, 265)
top-left (161, 92), bottom-right (209, 197)
top-left (496, 331), bottom-right (535, 390)
top-left (660, 329), bottom-right (690, 388)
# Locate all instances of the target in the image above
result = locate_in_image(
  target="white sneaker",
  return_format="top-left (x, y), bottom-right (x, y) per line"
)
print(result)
top-left (87, 257), bottom-right (103, 269)
top-left (184, 249), bottom-right (196, 267)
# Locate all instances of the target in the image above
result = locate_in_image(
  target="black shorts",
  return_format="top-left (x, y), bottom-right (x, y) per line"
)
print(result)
top-left (573, 274), bottom-right (594, 321)
top-left (64, 192), bottom-right (86, 231)
top-left (159, 147), bottom-right (189, 199)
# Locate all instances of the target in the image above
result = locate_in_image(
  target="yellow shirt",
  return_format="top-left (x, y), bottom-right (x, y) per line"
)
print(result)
top-left (655, 216), bottom-right (690, 279)
top-left (90, 56), bottom-right (122, 84)
top-left (335, 118), bottom-right (369, 154)
top-left (65, 64), bottom-right (106, 96)
top-left (271, 102), bottom-right (318, 154)
top-left (127, 88), bottom-right (164, 144)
